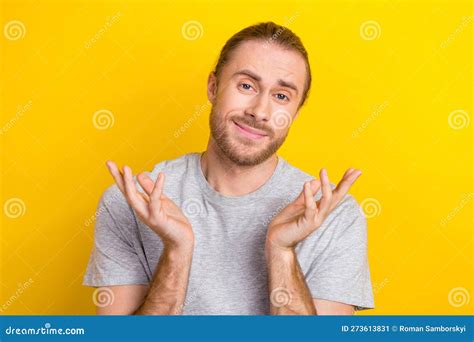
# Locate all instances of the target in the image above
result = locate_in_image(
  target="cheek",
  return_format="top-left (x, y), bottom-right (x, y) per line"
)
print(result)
top-left (219, 85), bottom-right (251, 109)
top-left (268, 106), bottom-right (295, 133)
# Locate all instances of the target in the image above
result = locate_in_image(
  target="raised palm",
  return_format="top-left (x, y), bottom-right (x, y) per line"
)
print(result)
top-left (267, 168), bottom-right (362, 249)
top-left (106, 161), bottom-right (193, 248)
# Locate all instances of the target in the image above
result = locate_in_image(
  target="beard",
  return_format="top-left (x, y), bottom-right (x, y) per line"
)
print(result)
top-left (209, 106), bottom-right (290, 167)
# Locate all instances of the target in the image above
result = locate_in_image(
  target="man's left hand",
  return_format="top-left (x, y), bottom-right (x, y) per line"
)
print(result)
top-left (266, 168), bottom-right (362, 251)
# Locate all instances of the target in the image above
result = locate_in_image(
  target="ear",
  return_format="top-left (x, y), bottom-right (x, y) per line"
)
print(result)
top-left (207, 72), bottom-right (218, 105)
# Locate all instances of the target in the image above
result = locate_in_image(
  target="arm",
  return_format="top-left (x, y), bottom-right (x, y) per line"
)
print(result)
top-left (266, 168), bottom-right (362, 315)
top-left (94, 161), bottom-right (195, 315)
top-left (266, 245), bottom-right (354, 315)
top-left (95, 244), bottom-right (193, 315)
top-left (266, 245), bottom-right (316, 315)
top-left (134, 245), bottom-right (193, 315)
top-left (96, 285), bottom-right (148, 315)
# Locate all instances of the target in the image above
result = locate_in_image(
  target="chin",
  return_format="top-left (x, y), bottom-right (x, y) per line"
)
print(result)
top-left (223, 142), bottom-right (275, 167)
top-left (210, 112), bottom-right (286, 166)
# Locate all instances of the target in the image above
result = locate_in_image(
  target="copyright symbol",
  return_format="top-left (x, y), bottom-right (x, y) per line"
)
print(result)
top-left (391, 325), bottom-right (398, 332)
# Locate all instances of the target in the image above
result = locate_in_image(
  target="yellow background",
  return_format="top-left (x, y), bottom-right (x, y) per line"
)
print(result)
top-left (1, 0), bottom-right (472, 315)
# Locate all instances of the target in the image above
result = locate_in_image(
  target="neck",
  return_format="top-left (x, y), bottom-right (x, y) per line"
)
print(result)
top-left (200, 140), bottom-right (279, 196)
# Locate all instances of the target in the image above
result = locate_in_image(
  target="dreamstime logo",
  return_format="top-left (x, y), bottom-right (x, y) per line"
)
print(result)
top-left (3, 197), bottom-right (26, 219)
top-left (373, 277), bottom-right (390, 295)
top-left (263, 12), bottom-right (300, 48)
top-left (272, 110), bottom-right (292, 130)
top-left (260, 196), bottom-right (294, 228)
top-left (182, 198), bottom-right (205, 218)
top-left (84, 192), bottom-right (123, 227)
top-left (360, 20), bottom-right (381, 40)
top-left (92, 287), bottom-right (114, 307)
top-left (282, 12), bottom-right (300, 27)
top-left (0, 100), bottom-right (33, 136)
top-left (440, 192), bottom-right (474, 227)
top-left (359, 198), bottom-right (381, 219)
top-left (440, 16), bottom-right (473, 49)
top-left (84, 12), bottom-right (123, 49)
top-left (352, 101), bottom-right (389, 138)
top-left (181, 21), bottom-right (203, 41)
top-left (270, 287), bottom-right (291, 307)
top-left (4, 20), bottom-right (26, 40)
top-left (0, 278), bottom-right (34, 313)
top-left (448, 287), bottom-right (470, 308)
top-left (448, 109), bottom-right (470, 130)
top-left (92, 109), bottom-right (115, 130)
top-left (174, 101), bottom-right (211, 138)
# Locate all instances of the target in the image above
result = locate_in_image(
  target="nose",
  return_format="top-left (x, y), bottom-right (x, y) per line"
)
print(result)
top-left (244, 93), bottom-right (271, 122)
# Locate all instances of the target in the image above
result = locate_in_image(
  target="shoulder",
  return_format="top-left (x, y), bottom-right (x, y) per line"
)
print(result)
top-left (296, 193), bottom-right (368, 264)
top-left (278, 157), bottom-right (339, 198)
top-left (145, 152), bottom-right (197, 182)
top-left (278, 156), bottom-right (315, 184)
top-left (321, 193), bottom-right (368, 246)
top-left (332, 194), bottom-right (367, 229)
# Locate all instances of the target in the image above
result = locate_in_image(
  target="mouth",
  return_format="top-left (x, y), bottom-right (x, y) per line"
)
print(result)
top-left (233, 120), bottom-right (268, 140)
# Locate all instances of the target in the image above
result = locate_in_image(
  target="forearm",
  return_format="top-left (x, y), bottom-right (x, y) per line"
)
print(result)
top-left (265, 245), bottom-right (317, 315)
top-left (134, 244), bottom-right (194, 315)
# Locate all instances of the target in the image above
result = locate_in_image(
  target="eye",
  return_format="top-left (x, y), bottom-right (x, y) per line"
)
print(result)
top-left (275, 93), bottom-right (290, 102)
top-left (239, 83), bottom-right (253, 91)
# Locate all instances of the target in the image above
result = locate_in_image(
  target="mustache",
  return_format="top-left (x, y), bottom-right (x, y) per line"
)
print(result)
top-left (231, 117), bottom-right (274, 137)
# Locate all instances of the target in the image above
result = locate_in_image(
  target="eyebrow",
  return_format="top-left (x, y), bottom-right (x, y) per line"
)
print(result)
top-left (232, 69), bottom-right (299, 95)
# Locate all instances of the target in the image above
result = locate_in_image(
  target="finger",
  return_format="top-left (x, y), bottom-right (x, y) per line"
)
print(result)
top-left (137, 172), bottom-right (155, 196)
top-left (295, 179), bottom-right (321, 206)
top-left (304, 181), bottom-right (317, 210)
top-left (149, 173), bottom-right (165, 225)
top-left (311, 179), bottom-right (321, 196)
top-left (303, 181), bottom-right (317, 224)
top-left (151, 172), bottom-right (165, 202)
top-left (106, 160), bottom-right (126, 194)
top-left (123, 165), bottom-right (148, 215)
top-left (331, 168), bottom-right (362, 209)
top-left (318, 168), bottom-right (333, 216)
top-left (138, 191), bottom-right (150, 204)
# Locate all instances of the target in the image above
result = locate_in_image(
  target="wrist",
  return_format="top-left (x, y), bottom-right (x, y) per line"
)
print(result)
top-left (161, 227), bottom-right (195, 253)
top-left (265, 239), bottom-right (295, 264)
top-left (265, 231), bottom-right (293, 252)
top-left (164, 239), bottom-right (194, 258)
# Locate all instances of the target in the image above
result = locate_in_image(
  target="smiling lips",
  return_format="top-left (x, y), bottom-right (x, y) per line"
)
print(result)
top-left (233, 120), bottom-right (268, 140)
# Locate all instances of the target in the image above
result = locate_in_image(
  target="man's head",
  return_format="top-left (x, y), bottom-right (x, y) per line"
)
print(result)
top-left (207, 22), bottom-right (312, 166)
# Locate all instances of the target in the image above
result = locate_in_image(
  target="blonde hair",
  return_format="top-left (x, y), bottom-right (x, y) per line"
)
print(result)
top-left (213, 21), bottom-right (312, 107)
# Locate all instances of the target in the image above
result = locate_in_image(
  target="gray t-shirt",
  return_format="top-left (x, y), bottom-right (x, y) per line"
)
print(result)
top-left (83, 152), bottom-right (375, 314)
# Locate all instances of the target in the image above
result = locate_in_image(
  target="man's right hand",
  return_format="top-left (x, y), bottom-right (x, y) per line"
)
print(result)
top-left (105, 161), bottom-right (194, 250)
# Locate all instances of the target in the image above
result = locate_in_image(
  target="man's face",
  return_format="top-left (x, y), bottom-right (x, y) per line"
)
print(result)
top-left (207, 40), bottom-right (307, 166)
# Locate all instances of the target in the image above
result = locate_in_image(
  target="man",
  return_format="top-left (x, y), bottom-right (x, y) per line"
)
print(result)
top-left (83, 22), bottom-right (375, 315)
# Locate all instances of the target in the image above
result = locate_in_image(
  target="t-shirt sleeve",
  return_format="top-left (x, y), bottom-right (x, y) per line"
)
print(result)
top-left (82, 184), bottom-right (150, 287)
top-left (298, 194), bottom-right (375, 311)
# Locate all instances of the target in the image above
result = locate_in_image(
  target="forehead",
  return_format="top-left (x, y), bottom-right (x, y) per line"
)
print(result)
top-left (222, 40), bottom-right (307, 88)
